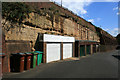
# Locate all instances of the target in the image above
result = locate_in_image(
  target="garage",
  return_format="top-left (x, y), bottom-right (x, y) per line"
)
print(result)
top-left (46, 43), bottom-right (61, 63)
top-left (41, 34), bottom-right (75, 63)
top-left (80, 45), bottom-right (85, 57)
top-left (63, 43), bottom-right (73, 59)
top-left (86, 45), bottom-right (91, 55)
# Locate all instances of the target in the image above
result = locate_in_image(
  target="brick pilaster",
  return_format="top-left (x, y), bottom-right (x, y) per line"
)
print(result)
top-left (43, 42), bottom-right (46, 63)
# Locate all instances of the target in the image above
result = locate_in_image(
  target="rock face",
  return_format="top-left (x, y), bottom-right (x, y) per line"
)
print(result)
top-left (95, 27), bottom-right (117, 45)
top-left (2, 11), bottom-right (100, 45)
top-left (2, 15), bottom-right (99, 44)
top-left (116, 34), bottom-right (120, 45)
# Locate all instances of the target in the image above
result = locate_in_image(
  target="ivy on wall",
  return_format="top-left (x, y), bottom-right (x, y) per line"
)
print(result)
top-left (2, 2), bottom-right (32, 24)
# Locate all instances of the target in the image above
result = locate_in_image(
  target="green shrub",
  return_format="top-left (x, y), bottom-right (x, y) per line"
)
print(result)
top-left (2, 2), bottom-right (32, 24)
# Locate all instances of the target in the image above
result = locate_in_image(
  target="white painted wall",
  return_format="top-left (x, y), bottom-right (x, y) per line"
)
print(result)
top-left (46, 43), bottom-right (61, 63)
top-left (44, 34), bottom-right (75, 42)
top-left (63, 43), bottom-right (72, 59)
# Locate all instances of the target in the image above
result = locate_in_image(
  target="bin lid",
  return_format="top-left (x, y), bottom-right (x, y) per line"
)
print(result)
top-left (17, 53), bottom-right (25, 55)
top-left (0, 53), bottom-right (5, 55)
top-left (34, 51), bottom-right (43, 54)
top-left (25, 53), bottom-right (33, 55)
top-left (27, 52), bottom-right (34, 54)
top-left (0, 53), bottom-right (5, 56)
top-left (33, 52), bottom-right (38, 55)
top-left (27, 52), bottom-right (38, 55)
top-left (25, 53), bottom-right (32, 54)
top-left (11, 53), bottom-right (26, 56)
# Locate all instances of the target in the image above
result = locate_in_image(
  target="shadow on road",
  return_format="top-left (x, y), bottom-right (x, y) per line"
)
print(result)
top-left (112, 55), bottom-right (120, 60)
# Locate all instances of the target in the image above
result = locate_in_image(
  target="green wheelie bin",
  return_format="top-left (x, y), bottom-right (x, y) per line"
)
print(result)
top-left (34, 51), bottom-right (43, 66)
top-left (27, 52), bottom-right (38, 68)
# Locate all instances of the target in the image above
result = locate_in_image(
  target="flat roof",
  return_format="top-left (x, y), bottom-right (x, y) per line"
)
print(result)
top-left (75, 40), bottom-right (98, 42)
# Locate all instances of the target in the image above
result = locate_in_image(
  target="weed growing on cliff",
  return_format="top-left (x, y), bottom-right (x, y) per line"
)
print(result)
top-left (2, 2), bottom-right (32, 25)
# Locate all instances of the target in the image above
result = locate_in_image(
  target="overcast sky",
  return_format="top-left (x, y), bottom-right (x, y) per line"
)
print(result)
top-left (50, 0), bottom-right (119, 37)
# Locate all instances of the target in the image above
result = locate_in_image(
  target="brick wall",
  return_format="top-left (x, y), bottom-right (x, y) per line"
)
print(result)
top-left (2, 37), bottom-right (31, 73)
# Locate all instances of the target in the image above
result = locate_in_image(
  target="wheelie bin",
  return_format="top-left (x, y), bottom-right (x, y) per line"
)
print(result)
top-left (0, 53), bottom-right (5, 76)
top-left (27, 52), bottom-right (38, 68)
top-left (24, 53), bottom-right (32, 70)
top-left (11, 53), bottom-right (26, 72)
top-left (34, 51), bottom-right (43, 66)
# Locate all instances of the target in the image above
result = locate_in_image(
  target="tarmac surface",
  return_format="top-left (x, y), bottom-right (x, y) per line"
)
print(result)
top-left (2, 50), bottom-right (119, 79)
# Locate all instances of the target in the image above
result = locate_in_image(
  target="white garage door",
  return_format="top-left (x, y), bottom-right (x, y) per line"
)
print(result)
top-left (46, 43), bottom-right (61, 63)
top-left (63, 43), bottom-right (73, 59)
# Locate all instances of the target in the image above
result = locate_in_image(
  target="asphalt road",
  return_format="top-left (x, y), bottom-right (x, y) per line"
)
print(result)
top-left (3, 50), bottom-right (119, 78)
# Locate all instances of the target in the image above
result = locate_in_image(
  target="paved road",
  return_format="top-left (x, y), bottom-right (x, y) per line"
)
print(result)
top-left (3, 50), bottom-right (119, 78)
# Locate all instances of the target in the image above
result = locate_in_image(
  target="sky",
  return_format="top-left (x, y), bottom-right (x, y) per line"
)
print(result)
top-left (50, 0), bottom-right (120, 37)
